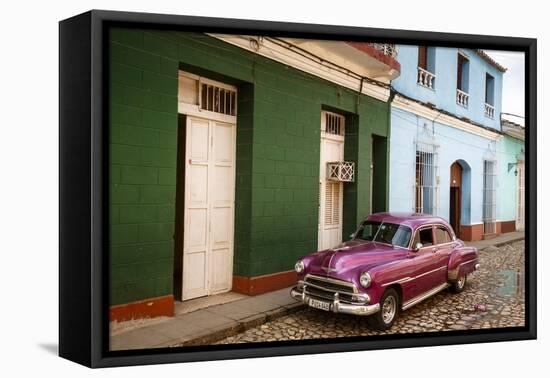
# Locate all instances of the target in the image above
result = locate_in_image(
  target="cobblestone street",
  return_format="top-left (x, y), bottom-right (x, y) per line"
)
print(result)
top-left (215, 241), bottom-right (525, 344)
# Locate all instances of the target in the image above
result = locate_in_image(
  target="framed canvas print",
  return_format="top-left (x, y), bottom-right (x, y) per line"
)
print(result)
top-left (59, 9), bottom-right (536, 368)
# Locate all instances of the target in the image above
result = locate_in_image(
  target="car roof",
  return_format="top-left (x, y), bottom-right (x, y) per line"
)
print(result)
top-left (365, 212), bottom-right (452, 231)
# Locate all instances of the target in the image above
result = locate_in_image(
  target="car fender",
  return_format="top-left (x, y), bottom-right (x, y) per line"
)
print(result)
top-left (447, 247), bottom-right (478, 281)
top-left (366, 258), bottom-right (416, 304)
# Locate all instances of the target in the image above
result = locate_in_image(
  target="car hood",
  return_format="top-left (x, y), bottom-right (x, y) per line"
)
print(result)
top-left (305, 239), bottom-right (408, 280)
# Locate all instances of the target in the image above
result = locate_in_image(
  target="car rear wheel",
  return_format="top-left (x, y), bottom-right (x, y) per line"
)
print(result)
top-left (367, 288), bottom-right (399, 330)
top-left (451, 274), bottom-right (467, 293)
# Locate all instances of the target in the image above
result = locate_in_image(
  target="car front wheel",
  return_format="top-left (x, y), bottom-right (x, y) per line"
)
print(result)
top-left (367, 288), bottom-right (399, 330)
top-left (450, 274), bottom-right (467, 293)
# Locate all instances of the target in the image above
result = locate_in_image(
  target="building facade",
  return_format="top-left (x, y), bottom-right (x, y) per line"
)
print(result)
top-left (388, 45), bottom-right (519, 241)
top-left (109, 29), bottom-right (400, 320)
top-left (499, 120), bottom-right (525, 232)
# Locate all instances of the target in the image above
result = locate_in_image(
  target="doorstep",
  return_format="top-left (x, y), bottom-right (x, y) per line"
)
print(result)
top-left (110, 287), bottom-right (303, 351)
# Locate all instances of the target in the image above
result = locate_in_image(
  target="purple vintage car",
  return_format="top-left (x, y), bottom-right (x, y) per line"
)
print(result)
top-left (290, 212), bottom-right (479, 330)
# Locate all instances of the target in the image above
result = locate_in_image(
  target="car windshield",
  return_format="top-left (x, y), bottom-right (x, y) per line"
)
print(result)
top-left (355, 221), bottom-right (412, 248)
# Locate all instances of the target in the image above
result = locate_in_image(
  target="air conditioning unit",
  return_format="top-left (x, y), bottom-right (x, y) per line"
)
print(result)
top-left (327, 161), bottom-right (355, 182)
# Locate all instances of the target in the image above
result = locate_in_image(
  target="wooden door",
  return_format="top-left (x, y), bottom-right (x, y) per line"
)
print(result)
top-left (181, 116), bottom-right (236, 300)
top-left (449, 162), bottom-right (462, 237)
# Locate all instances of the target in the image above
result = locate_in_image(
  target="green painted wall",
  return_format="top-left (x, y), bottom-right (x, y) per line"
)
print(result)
top-left (109, 28), bottom-right (390, 305)
top-left (497, 135), bottom-right (524, 222)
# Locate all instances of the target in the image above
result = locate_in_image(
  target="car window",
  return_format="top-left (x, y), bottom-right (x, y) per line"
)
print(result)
top-left (435, 226), bottom-right (452, 244)
top-left (413, 227), bottom-right (433, 247)
top-left (356, 221), bottom-right (381, 241)
top-left (355, 221), bottom-right (411, 248)
top-left (374, 223), bottom-right (412, 248)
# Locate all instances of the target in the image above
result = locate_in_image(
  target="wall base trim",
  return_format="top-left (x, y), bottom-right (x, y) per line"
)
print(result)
top-left (460, 223), bottom-right (484, 241)
top-left (109, 295), bottom-right (174, 322)
top-left (232, 270), bottom-right (297, 296)
top-left (460, 220), bottom-right (517, 242)
top-left (500, 220), bottom-right (516, 233)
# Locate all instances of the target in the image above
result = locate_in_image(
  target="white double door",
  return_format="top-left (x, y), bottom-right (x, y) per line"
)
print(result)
top-left (182, 116), bottom-right (236, 301)
top-left (318, 131), bottom-right (344, 251)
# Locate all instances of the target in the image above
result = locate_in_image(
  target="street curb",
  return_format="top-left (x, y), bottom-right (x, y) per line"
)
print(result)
top-left (171, 302), bottom-right (305, 347)
top-left (478, 235), bottom-right (525, 250)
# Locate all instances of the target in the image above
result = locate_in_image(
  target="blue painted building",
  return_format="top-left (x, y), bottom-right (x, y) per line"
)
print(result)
top-left (388, 45), bottom-right (518, 241)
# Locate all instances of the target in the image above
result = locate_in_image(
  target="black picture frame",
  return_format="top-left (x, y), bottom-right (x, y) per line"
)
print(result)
top-left (59, 9), bottom-right (537, 368)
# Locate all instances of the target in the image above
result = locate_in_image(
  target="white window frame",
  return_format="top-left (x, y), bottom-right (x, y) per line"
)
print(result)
top-left (178, 71), bottom-right (237, 123)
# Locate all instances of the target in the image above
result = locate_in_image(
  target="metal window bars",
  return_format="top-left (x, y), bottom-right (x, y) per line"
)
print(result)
top-left (414, 141), bottom-right (439, 215)
top-left (482, 159), bottom-right (497, 235)
top-left (323, 111), bottom-right (345, 136)
top-left (200, 82), bottom-right (237, 116)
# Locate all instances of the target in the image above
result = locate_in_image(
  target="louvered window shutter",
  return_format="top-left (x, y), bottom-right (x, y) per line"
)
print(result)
top-left (324, 182), bottom-right (341, 226)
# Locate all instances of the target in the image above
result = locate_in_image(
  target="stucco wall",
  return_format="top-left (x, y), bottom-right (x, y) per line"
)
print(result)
top-left (392, 46), bottom-right (503, 131)
top-left (389, 107), bottom-right (501, 226)
top-left (109, 28), bottom-right (390, 305)
top-left (497, 135), bottom-right (524, 222)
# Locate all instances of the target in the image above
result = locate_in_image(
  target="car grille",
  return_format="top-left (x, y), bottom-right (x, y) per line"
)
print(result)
top-left (303, 275), bottom-right (360, 304)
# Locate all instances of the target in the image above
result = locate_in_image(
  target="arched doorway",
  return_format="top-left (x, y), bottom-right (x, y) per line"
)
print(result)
top-left (449, 162), bottom-right (462, 236)
top-left (449, 160), bottom-right (471, 238)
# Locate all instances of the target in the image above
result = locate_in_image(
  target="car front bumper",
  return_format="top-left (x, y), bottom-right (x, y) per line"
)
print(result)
top-left (290, 287), bottom-right (380, 316)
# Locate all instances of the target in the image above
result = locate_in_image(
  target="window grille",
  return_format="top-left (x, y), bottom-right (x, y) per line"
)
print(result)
top-left (414, 141), bottom-right (439, 215)
top-left (482, 160), bottom-right (497, 235)
top-left (324, 182), bottom-right (341, 226)
top-left (323, 111), bottom-right (345, 136)
top-left (200, 83), bottom-right (237, 116)
top-left (178, 71), bottom-right (238, 118)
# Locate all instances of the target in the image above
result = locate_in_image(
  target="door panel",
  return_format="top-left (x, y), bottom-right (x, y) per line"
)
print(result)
top-left (411, 226), bottom-right (447, 296)
top-left (182, 116), bottom-right (235, 300)
top-left (183, 252), bottom-right (207, 296)
top-left (187, 208), bottom-right (208, 252)
top-left (209, 247), bottom-right (231, 293)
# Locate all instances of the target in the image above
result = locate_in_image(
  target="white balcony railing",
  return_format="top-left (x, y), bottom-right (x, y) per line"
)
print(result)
top-left (485, 103), bottom-right (495, 119)
top-left (417, 67), bottom-right (436, 89)
top-left (456, 89), bottom-right (469, 108)
top-left (369, 43), bottom-right (397, 58)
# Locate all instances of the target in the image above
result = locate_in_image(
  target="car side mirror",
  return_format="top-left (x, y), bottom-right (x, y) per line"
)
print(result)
top-left (413, 242), bottom-right (423, 251)
top-left (349, 232), bottom-right (356, 239)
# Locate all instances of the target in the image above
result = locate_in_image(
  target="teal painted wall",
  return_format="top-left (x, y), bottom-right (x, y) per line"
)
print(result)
top-left (497, 135), bottom-right (525, 222)
top-left (109, 28), bottom-right (390, 305)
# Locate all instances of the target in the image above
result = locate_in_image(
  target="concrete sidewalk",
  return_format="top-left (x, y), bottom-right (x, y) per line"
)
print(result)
top-left (110, 287), bottom-right (302, 350)
top-left (110, 230), bottom-right (524, 351)
top-left (464, 231), bottom-right (524, 250)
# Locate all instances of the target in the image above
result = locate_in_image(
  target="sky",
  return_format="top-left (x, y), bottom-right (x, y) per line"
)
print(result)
top-left (485, 50), bottom-right (525, 125)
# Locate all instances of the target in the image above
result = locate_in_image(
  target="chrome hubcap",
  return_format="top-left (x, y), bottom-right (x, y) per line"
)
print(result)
top-left (457, 276), bottom-right (466, 288)
top-left (382, 295), bottom-right (397, 324)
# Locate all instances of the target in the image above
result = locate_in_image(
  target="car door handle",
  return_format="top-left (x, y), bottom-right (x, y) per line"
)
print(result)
top-left (431, 247), bottom-right (438, 253)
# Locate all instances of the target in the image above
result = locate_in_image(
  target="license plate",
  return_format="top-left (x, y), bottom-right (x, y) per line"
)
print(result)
top-left (308, 298), bottom-right (331, 311)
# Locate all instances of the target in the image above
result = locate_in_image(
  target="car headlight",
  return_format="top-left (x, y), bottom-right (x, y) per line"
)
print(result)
top-left (359, 272), bottom-right (372, 288)
top-left (294, 260), bottom-right (305, 273)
